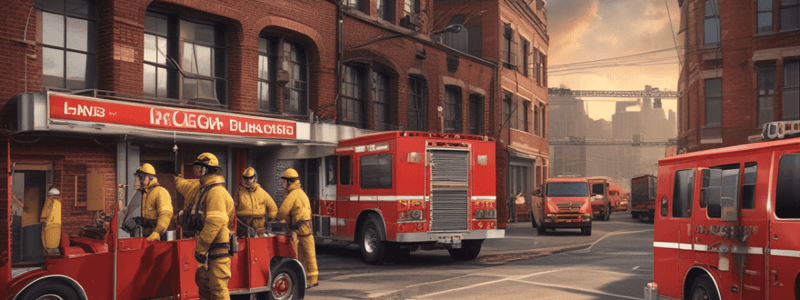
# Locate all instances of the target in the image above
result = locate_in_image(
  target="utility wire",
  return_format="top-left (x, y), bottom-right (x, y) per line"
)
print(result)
top-left (664, 0), bottom-right (683, 70)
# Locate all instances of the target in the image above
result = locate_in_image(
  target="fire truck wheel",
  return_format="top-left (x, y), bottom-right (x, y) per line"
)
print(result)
top-left (448, 240), bottom-right (483, 261)
top-left (603, 205), bottom-right (611, 221)
top-left (18, 281), bottom-right (79, 300)
top-left (537, 223), bottom-right (546, 235)
top-left (689, 274), bottom-right (719, 300)
top-left (359, 216), bottom-right (386, 265)
top-left (266, 265), bottom-right (301, 300)
top-left (631, 212), bottom-right (638, 219)
top-left (581, 226), bottom-right (591, 236)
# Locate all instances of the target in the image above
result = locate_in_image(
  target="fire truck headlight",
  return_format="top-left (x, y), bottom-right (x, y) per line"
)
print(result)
top-left (410, 210), bottom-right (423, 220)
top-left (475, 210), bottom-right (485, 219)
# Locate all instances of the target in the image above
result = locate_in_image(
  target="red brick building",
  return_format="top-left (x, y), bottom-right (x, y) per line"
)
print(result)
top-left (677, 0), bottom-right (800, 152)
top-left (0, 0), bottom-right (547, 265)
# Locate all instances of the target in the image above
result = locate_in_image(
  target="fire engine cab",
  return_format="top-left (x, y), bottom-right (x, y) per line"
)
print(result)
top-left (645, 120), bottom-right (800, 300)
top-left (313, 131), bottom-right (504, 264)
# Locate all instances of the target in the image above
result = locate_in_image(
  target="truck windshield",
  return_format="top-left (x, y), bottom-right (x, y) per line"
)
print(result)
top-left (547, 182), bottom-right (590, 197)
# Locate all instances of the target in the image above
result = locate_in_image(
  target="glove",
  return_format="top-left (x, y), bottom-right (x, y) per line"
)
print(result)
top-left (146, 232), bottom-right (160, 241)
top-left (194, 251), bottom-right (207, 264)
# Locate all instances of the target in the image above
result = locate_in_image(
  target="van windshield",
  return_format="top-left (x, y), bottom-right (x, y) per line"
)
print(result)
top-left (546, 182), bottom-right (590, 197)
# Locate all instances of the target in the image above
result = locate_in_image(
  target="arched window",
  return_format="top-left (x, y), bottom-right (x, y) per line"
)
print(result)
top-left (408, 76), bottom-right (426, 131)
top-left (257, 36), bottom-right (308, 115)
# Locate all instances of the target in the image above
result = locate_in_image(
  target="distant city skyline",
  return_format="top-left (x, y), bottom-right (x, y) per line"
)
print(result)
top-left (547, 0), bottom-right (680, 121)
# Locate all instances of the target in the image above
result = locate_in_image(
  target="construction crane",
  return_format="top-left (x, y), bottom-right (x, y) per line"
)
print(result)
top-left (549, 136), bottom-right (677, 147)
top-left (548, 88), bottom-right (679, 98)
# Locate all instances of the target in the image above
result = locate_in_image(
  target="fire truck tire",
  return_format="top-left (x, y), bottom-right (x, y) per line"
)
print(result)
top-left (265, 265), bottom-right (301, 300)
top-left (536, 223), bottom-right (546, 235)
top-left (631, 212), bottom-right (638, 219)
top-left (689, 274), bottom-right (719, 300)
top-left (359, 216), bottom-right (387, 265)
top-left (581, 226), bottom-right (591, 236)
top-left (18, 281), bottom-right (80, 300)
top-left (603, 205), bottom-right (611, 221)
top-left (448, 240), bottom-right (483, 261)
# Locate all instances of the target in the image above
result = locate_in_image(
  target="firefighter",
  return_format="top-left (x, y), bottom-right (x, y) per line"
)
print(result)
top-left (276, 168), bottom-right (318, 287)
top-left (191, 152), bottom-right (235, 300)
top-left (135, 163), bottom-right (174, 241)
top-left (236, 167), bottom-right (277, 237)
top-left (40, 188), bottom-right (61, 256)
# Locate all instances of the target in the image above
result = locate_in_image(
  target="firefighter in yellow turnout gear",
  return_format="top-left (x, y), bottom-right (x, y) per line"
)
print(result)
top-left (40, 188), bottom-right (62, 256)
top-left (276, 168), bottom-right (319, 287)
top-left (191, 153), bottom-right (235, 300)
top-left (135, 163), bottom-right (174, 241)
top-left (236, 167), bottom-right (277, 237)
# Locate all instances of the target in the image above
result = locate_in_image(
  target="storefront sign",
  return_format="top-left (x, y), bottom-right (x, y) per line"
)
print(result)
top-left (49, 94), bottom-right (297, 139)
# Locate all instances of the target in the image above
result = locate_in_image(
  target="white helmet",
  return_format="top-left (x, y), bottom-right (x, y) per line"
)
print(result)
top-left (47, 188), bottom-right (60, 196)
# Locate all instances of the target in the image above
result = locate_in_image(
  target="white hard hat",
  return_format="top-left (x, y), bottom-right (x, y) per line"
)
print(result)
top-left (47, 188), bottom-right (60, 196)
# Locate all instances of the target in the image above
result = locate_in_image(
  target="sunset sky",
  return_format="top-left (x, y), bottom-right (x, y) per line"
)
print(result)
top-left (547, 0), bottom-right (681, 121)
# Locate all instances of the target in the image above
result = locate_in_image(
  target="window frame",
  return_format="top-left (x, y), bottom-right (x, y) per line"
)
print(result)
top-left (757, 0), bottom-right (773, 35)
top-left (784, 60), bottom-right (800, 120)
top-left (39, 0), bottom-right (97, 90)
top-left (704, 0), bottom-right (720, 47)
top-left (339, 155), bottom-right (353, 186)
top-left (757, 64), bottom-right (776, 127)
top-left (144, 12), bottom-right (171, 98)
top-left (281, 39), bottom-right (309, 115)
top-left (780, 0), bottom-right (800, 31)
top-left (408, 76), bottom-right (427, 131)
top-left (360, 154), bottom-right (392, 189)
top-left (443, 85), bottom-right (462, 133)
top-left (672, 169), bottom-right (695, 218)
top-left (377, 0), bottom-right (394, 22)
top-left (341, 64), bottom-right (366, 127)
top-left (372, 69), bottom-right (392, 131)
top-left (257, 37), bottom-right (277, 112)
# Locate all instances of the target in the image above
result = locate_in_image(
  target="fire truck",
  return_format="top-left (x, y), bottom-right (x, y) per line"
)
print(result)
top-left (312, 131), bottom-right (504, 264)
top-left (645, 120), bottom-right (800, 300)
top-left (587, 176), bottom-right (618, 221)
top-left (3, 211), bottom-right (307, 299)
top-left (530, 177), bottom-right (593, 236)
top-left (630, 174), bottom-right (657, 221)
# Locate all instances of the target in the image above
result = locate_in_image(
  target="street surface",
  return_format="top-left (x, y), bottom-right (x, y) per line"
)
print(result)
top-left (307, 213), bottom-right (654, 299)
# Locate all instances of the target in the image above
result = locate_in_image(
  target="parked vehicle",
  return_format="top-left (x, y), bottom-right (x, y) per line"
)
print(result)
top-left (630, 174), bottom-right (657, 221)
top-left (530, 177), bottom-right (592, 236)
top-left (313, 131), bottom-right (504, 264)
top-left (587, 177), bottom-right (620, 221)
top-left (644, 120), bottom-right (800, 300)
top-left (614, 191), bottom-right (630, 212)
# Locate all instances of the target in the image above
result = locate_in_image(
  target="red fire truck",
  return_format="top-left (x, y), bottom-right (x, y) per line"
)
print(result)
top-left (313, 131), bottom-right (504, 264)
top-left (645, 120), bottom-right (800, 300)
top-left (3, 212), bottom-right (307, 299)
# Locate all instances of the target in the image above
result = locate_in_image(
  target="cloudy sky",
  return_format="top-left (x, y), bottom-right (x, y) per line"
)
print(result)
top-left (547, 0), bottom-right (681, 120)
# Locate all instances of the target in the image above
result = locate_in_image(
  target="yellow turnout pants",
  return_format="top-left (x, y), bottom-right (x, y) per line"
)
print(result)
top-left (195, 254), bottom-right (231, 300)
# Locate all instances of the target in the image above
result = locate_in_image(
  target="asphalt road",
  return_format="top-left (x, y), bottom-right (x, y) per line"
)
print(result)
top-left (306, 212), bottom-right (655, 299)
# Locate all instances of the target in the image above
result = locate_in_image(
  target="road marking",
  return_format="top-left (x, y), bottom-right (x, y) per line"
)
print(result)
top-left (414, 268), bottom-right (575, 299)
top-left (633, 266), bottom-right (640, 270)
top-left (512, 280), bottom-right (644, 300)
top-left (575, 229), bottom-right (654, 253)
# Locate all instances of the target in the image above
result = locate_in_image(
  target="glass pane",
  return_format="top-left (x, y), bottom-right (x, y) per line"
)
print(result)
top-left (706, 99), bottom-right (721, 126)
top-left (66, 51), bottom-right (87, 89)
top-left (759, 0), bottom-right (772, 10)
top-left (672, 169), bottom-right (695, 218)
top-left (704, 18), bottom-right (719, 44)
top-left (37, 0), bottom-right (64, 13)
top-left (66, 17), bottom-right (90, 51)
top-left (42, 47), bottom-right (64, 87)
top-left (157, 37), bottom-right (167, 65)
top-left (182, 42), bottom-right (196, 74)
top-left (259, 38), bottom-right (267, 53)
top-left (759, 96), bottom-right (774, 126)
top-left (705, 0), bottom-right (719, 16)
top-left (198, 79), bottom-right (215, 99)
top-left (759, 65), bottom-right (776, 89)
top-left (144, 34), bottom-right (157, 63)
top-left (157, 67), bottom-right (167, 97)
top-left (784, 88), bottom-right (800, 120)
top-left (776, 154), bottom-right (800, 219)
top-left (758, 13), bottom-right (773, 34)
top-left (183, 77), bottom-right (197, 99)
top-left (143, 64), bottom-right (156, 96)
top-left (258, 55), bottom-right (269, 80)
top-left (66, 0), bottom-right (93, 18)
top-left (782, 7), bottom-right (799, 30)
top-left (782, 0), bottom-right (798, 6)
top-left (195, 45), bottom-right (212, 76)
top-left (43, 12), bottom-right (65, 47)
top-left (194, 23), bottom-right (216, 45)
top-left (786, 62), bottom-right (799, 87)
top-left (706, 79), bottom-right (722, 97)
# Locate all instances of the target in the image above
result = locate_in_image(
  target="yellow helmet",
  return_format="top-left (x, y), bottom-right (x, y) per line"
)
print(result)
top-left (194, 152), bottom-right (220, 169)
top-left (243, 167), bottom-right (256, 178)
top-left (281, 168), bottom-right (299, 179)
top-left (136, 163), bottom-right (156, 176)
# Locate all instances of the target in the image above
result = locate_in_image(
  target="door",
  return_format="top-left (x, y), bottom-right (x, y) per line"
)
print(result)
top-left (768, 151), bottom-right (800, 298)
top-left (14, 170), bottom-right (47, 263)
top-left (672, 169), bottom-right (695, 260)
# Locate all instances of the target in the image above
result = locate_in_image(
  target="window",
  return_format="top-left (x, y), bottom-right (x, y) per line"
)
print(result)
top-left (342, 65), bottom-right (365, 127)
top-left (377, 0), bottom-right (394, 22)
top-left (144, 12), bottom-right (169, 98)
top-left (466, 22), bottom-right (482, 57)
top-left (705, 78), bottom-right (722, 127)
top-left (443, 86), bottom-right (462, 133)
top-left (672, 169), bottom-right (694, 218)
top-left (39, 0), bottom-right (96, 89)
top-left (704, 0), bottom-right (720, 46)
top-left (258, 38), bottom-right (276, 111)
top-left (700, 164), bottom-right (738, 219)
top-left (533, 49), bottom-right (540, 84)
top-left (372, 70), bottom-right (392, 131)
top-left (408, 77), bottom-right (426, 131)
top-left (521, 38), bottom-right (530, 76)
top-left (520, 101), bottom-right (530, 132)
top-left (325, 156), bottom-right (337, 186)
top-left (758, 0), bottom-right (773, 34)
top-left (180, 19), bottom-right (226, 106)
top-left (339, 155), bottom-right (352, 185)
top-left (503, 92), bottom-right (513, 129)
top-left (534, 104), bottom-right (539, 136)
top-left (785, 61), bottom-right (799, 120)
top-left (361, 154), bottom-right (392, 189)
top-left (401, 0), bottom-right (420, 29)
top-left (741, 163), bottom-right (757, 209)
top-left (469, 94), bottom-right (483, 135)
top-left (502, 24), bottom-right (517, 70)
top-left (776, 153), bottom-right (800, 218)
top-left (757, 65), bottom-right (775, 126)
top-left (781, 0), bottom-right (800, 31)
top-left (282, 41), bottom-right (308, 115)
top-left (344, 0), bottom-right (367, 13)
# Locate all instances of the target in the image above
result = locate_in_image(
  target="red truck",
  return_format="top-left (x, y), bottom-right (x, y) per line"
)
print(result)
top-left (530, 177), bottom-right (593, 236)
top-left (629, 174), bottom-right (657, 221)
top-left (587, 176), bottom-right (618, 221)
